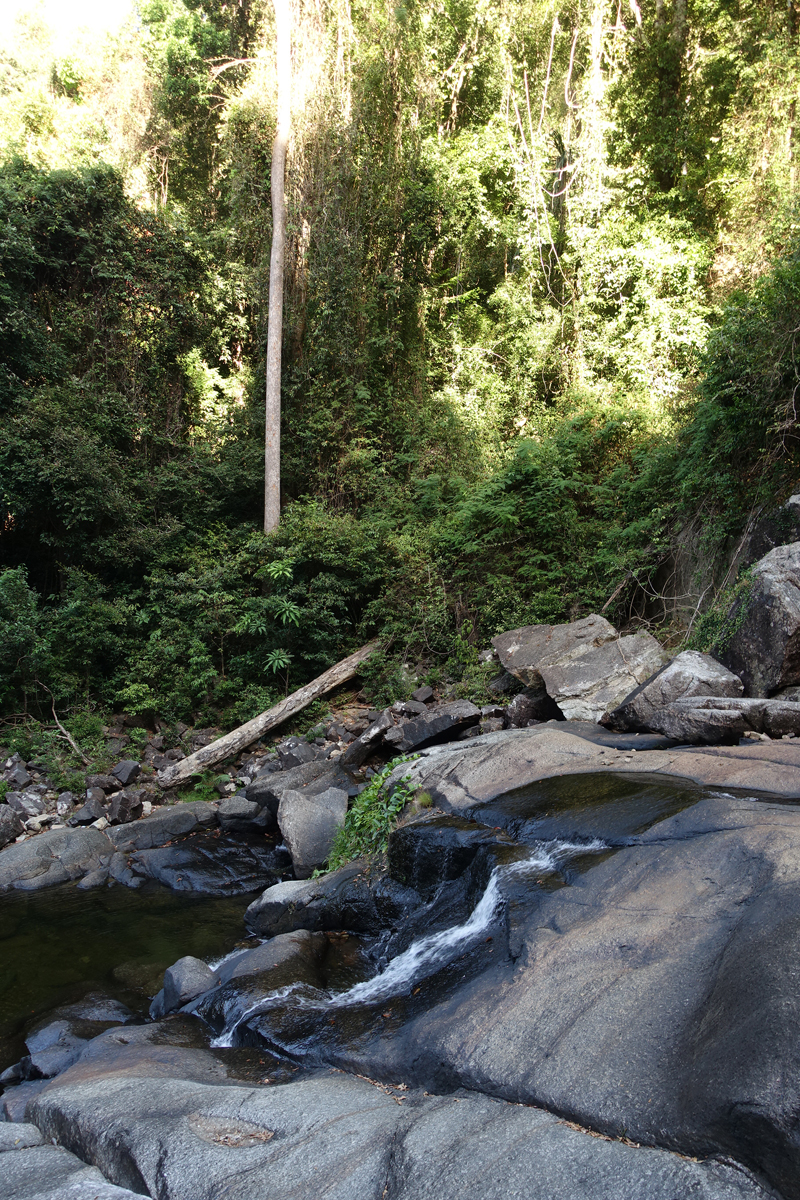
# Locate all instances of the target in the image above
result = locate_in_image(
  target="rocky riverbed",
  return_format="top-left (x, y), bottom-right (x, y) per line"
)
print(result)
top-left (7, 537), bottom-right (800, 1198)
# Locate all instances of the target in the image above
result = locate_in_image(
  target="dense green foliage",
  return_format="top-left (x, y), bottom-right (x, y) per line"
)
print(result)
top-left (2, 0), bottom-right (800, 729)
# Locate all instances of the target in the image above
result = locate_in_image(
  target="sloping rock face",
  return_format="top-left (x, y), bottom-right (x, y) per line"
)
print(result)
top-left (648, 695), bottom-right (800, 744)
top-left (0, 1141), bottom-right (149, 1199)
top-left (607, 650), bottom-right (744, 732)
top-left (718, 541), bottom-right (800, 696)
top-left (314, 795), bottom-right (800, 1200)
top-left (31, 1069), bottom-right (769, 1200)
top-left (0, 827), bottom-right (112, 892)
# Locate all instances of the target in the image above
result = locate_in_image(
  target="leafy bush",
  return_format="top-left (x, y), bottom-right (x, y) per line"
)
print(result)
top-left (326, 759), bottom-right (417, 870)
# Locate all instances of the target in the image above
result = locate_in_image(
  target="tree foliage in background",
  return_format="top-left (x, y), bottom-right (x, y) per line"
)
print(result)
top-left (1, 0), bottom-right (800, 726)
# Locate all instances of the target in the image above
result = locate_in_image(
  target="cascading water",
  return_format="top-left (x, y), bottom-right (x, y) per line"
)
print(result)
top-left (210, 837), bottom-right (607, 1047)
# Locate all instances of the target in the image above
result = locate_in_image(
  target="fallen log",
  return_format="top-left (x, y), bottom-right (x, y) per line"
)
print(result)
top-left (157, 640), bottom-right (380, 789)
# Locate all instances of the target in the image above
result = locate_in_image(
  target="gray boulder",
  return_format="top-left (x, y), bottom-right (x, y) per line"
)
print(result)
top-left (540, 632), bottom-right (668, 721)
top-left (277, 785), bottom-right (348, 878)
top-left (245, 863), bottom-right (420, 937)
top-left (339, 709), bottom-right (394, 768)
top-left (0, 804), bottom-right (24, 848)
top-left (30, 1070), bottom-right (770, 1200)
top-left (718, 542), bottom-right (800, 695)
top-left (0, 826), bottom-right (112, 892)
top-left (492, 614), bottom-right (618, 687)
top-left (246, 760), bottom-right (350, 816)
top-left (0, 1124), bottom-right (44, 1152)
top-left (217, 794), bottom-right (273, 833)
top-left (106, 789), bottom-right (143, 826)
top-left (111, 759), bottom-right (141, 787)
top-left (606, 650), bottom-right (744, 732)
top-left (276, 738), bottom-right (317, 770)
top-left (6, 790), bottom-right (46, 818)
top-left (106, 801), bottom-right (217, 852)
top-left (647, 695), bottom-right (800, 743)
top-left (152, 956), bottom-right (219, 1019)
top-left (385, 700), bottom-right (481, 753)
top-left (5, 763), bottom-right (32, 789)
top-left (0, 1143), bottom-right (150, 1199)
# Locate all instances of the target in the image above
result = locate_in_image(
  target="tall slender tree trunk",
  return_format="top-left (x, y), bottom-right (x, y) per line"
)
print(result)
top-left (264, 0), bottom-right (291, 533)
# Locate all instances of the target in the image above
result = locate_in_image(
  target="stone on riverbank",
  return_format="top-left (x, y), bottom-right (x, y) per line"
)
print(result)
top-left (0, 805), bottom-right (24, 848)
top-left (0, 826), bottom-right (112, 892)
top-left (648, 695), bottom-right (800, 743)
top-left (606, 649), bottom-right (744, 732)
top-left (717, 541), bottom-right (800, 695)
top-left (0, 1142), bottom-right (150, 1199)
top-left (245, 863), bottom-right (420, 937)
top-left (277, 785), bottom-right (348, 879)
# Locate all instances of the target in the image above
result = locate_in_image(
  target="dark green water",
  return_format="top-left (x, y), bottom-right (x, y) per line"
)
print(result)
top-left (0, 882), bottom-right (253, 1069)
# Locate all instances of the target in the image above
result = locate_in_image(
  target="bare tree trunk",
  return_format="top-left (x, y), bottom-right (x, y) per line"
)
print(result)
top-left (264, 0), bottom-right (291, 533)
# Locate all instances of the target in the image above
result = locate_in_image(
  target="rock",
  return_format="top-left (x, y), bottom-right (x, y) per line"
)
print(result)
top-left (245, 863), bottom-right (421, 937)
top-left (0, 1078), bottom-right (48, 1121)
top-left (541, 632), bottom-right (668, 722)
top-left (505, 689), bottom-right (561, 726)
top-left (277, 786), bottom-right (349, 878)
top-left (647, 696), bottom-right (800, 744)
top-left (6, 790), bottom-right (46, 818)
top-left (717, 542), bottom-right (800, 696)
top-left (388, 815), bottom-right (515, 898)
top-left (106, 801), bottom-right (217, 852)
top-left (69, 794), bottom-right (107, 826)
top-left (606, 650), bottom-right (744, 732)
top-left (479, 717), bottom-right (505, 734)
top-left (30, 1070), bottom-right (770, 1200)
top-left (0, 1142), bottom-right (149, 1199)
top-left (339, 709), bottom-right (395, 768)
top-left (246, 760), bottom-right (347, 816)
top-left (161, 956), bottom-right (220, 1015)
top-left (193, 929), bottom-right (327, 1030)
top-left (76, 866), bottom-right (110, 889)
top-left (21, 1019), bottom-right (86, 1080)
top-left (56, 792), bottom-right (75, 816)
top-left (492, 614), bottom-right (618, 687)
top-left (217, 795), bottom-right (273, 833)
top-left (0, 804), bottom-right (24, 848)
top-left (128, 831), bottom-right (288, 895)
top-left (411, 685), bottom-right (434, 703)
top-left (276, 738), bottom-right (316, 770)
top-left (85, 774), bottom-right (119, 792)
top-left (5, 763), bottom-right (32, 789)
top-left (387, 700), bottom-right (482, 753)
top-left (0, 1123), bottom-right (44, 1152)
top-left (391, 699), bottom-right (428, 716)
top-left (111, 759), bottom-right (141, 787)
top-left (486, 671), bottom-right (519, 696)
top-left (0, 826), bottom-right (112, 892)
top-left (106, 789), bottom-right (143, 826)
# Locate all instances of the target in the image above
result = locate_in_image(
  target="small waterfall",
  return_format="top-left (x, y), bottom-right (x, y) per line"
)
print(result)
top-left (210, 837), bottom-right (608, 1045)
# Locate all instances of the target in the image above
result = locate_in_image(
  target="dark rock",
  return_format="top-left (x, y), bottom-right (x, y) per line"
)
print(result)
top-left (193, 929), bottom-right (328, 1030)
top-left (492, 614), bottom-right (618, 687)
top-left (0, 1142), bottom-right (149, 1199)
top-left (411, 685), bottom-right (434, 703)
top-left (277, 785), bottom-right (349, 878)
top-left (391, 700), bottom-right (429, 716)
top-left (648, 695), bottom-right (800, 744)
top-left (0, 1078), bottom-right (48, 1121)
top-left (128, 831), bottom-right (288, 895)
top-left (85, 774), bottom-right (119, 792)
top-left (76, 866), bottom-right (110, 889)
top-left (479, 717), bottom-right (505, 734)
top-left (458, 724), bottom-right (481, 739)
top-left (276, 738), bottom-right (316, 770)
top-left (0, 804), bottom-right (24, 847)
top-left (388, 700), bottom-right (482, 753)
top-left (340, 709), bottom-right (395, 768)
top-left (29, 1070), bottom-right (770, 1200)
top-left (6, 790), bottom-right (46, 818)
top-left (246, 759), bottom-right (339, 815)
top-left (0, 826), bottom-right (112, 892)
top-left (245, 863), bottom-right (421, 937)
top-left (85, 785), bottom-right (108, 807)
top-left (111, 760), bottom-right (141, 787)
top-left (505, 689), bottom-right (561, 726)
top-left (68, 794), bottom-right (107, 826)
top-left (106, 800), bottom-right (217, 852)
top-left (606, 650), bottom-right (744, 732)
top-left (486, 670), bottom-right (520, 696)
top-left (388, 815), bottom-right (515, 897)
top-left (106, 789), bottom-right (143, 826)
top-left (162, 956), bottom-right (220, 1014)
top-left (717, 542), bottom-right (800, 696)
top-left (190, 727), bottom-right (220, 749)
top-left (217, 795), bottom-right (274, 833)
top-left (21, 1018), bottom-right (86, 1080)
top-left (5, 763), bottom-right (32, 789)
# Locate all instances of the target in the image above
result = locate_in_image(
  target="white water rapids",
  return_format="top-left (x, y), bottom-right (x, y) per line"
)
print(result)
top-left (210, 836), bottom-right (607, 1047)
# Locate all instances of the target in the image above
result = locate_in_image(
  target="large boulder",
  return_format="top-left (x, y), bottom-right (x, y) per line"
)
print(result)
top-left (0, 1142), bottom-right (149, 1199)
top-left (127, 831), bottom-right (288, 894)
top-left (106, 801), bottom-right (217, 852)
top-left (277, 785), bottom-right (349, 879)
top-left (606, 650), bottom-right (744, 732)
top-left (382, 700), bottom-right (481, 753)
top-left (492, 614), bottom-right (618, 688)
top-left (540, 632), bottom-right (668, 722)
top-left (245, 863), bottom-right (420, 937)
top-left (647, 695), bottom-right (800, 744)
top-left (29, 1067), bottom-right (770, 1200)
top-left (246, 761), bottom-right (354, 817)
top-left (0, 804), bottom-right (24, 848)
top-left (0, 826), bottom-right (112, 892)
top-left (150, 956), bottom-right (220, 1019)
top-left (717, 542), bottom-right (800, 695)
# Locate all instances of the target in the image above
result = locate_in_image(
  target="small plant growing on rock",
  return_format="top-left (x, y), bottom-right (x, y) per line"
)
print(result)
top-left (326, 757), bottom-right (417, 870)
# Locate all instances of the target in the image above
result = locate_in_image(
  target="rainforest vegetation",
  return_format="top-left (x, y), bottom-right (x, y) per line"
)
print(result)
top-left (2, 0), bottom-right (800, 733)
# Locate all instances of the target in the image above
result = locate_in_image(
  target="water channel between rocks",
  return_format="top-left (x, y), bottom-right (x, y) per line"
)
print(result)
top-left (0, 772), bottom-right (784, 1077)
